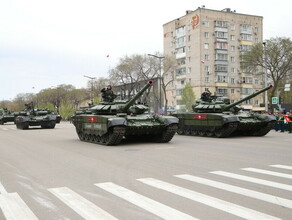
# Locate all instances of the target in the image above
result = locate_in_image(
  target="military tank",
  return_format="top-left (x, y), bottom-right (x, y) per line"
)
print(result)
top-left (174, 85), bottom-right (276, 137)
top-left (0, 108), bottom-right (15, 125)
top-left (71, 80), bottom-right (179, 145)
top-left (15, 102), bottom-right (59, 129)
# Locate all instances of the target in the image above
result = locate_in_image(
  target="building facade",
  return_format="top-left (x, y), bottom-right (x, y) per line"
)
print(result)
top-left (163, 7), bottom-right (265, 111)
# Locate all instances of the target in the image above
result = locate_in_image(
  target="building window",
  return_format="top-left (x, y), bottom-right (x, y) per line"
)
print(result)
top-left (215, 20), bottom-right (228, 28)
top-left (188, 35), bottom-right (191, 41)
top-left (230, 56), bottom-right (235, 62)
top-left (240, 45), bottom-right (252, 51)
top-left (188, 57), bottom-right (191, 62)
top-left (216, 75), bottom-right (228, 82)
top-left (231, 89), bottom-right (235, 94)
top-left (255, 38), bottom-right (259, 43)
top-left (204, 65), bottom-right (209, 72)
top-left (241, 77), bottom-right (253, 83)
top-left (176, 26), bottom-right (186, 37)
top-left (215, 31), bottom-right (228, 39)
top-left (204, 43), bottom-right (209, 49)
top-left (254, 27), bottom-right (259, 33)
top-left (216, 53), bottom-right (228, 61)
top-left (231, 78), bottom-right (235, 84)
top-left (181, 80), bottom-right (185, 85)
top-left (204, 54), bottom-right (209, 61)
top-left (255, 79), bottom-right (259, 84)
top-left (204, 32), bottom-right (209, 38)
top-left (176, 36), bottom-right (186, 48)
top-left (217, 88), bottom-right (228, 95)
top-left (188, 46), bottom-right (191, 52)
top-left (187, 67), bottom-right (191, 73)
top-left (176, 89), bottom-right (182, 95)
top-left (176, 68), bottom-right (186, 76)
top-left (240, 34), bottom-right (252, 41)
top-left (176, 47), bottom-right (185, 54)
top-left (241, 24), bottom-right (252, 33)
top-left (230, 24), bottom-right (235, 30)
top-left (215, 42), bottom-right (228, 49)
top-left (231, 45), bottom-right (235, 51)
top-left (230, 35), bottom-right (235, 41)
top-left (205, 77), bottom-right (209, 82)
top-left (215, 65), bottom-right (228, 72)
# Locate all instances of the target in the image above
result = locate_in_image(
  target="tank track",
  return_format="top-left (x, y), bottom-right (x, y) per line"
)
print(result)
top-left (156, 124), bottom-right (178, 143)
top-left (77, 126), bottom-right (126, 146)
top-left (214, 122), bottom-right (238, 138)
top-left (251, 121), bottom-right (275, 136)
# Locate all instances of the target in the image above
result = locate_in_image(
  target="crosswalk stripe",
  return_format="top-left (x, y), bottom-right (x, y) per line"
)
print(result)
top-left (0, 181), bottom-right (7, 194)
top-left (211, 171), bottom-right (292, 191)
top-left (48, 187), bottom-right (117, 220)
top-left (138, 178), bottom-right (281, 220)
top-left (242, 168), bottom-right (292, 179)
top-left (0, 192), bottom-right (38, 220)
top-left (175, 174), bottom-right (292, 209)
top-left (95, 182), bottom-right (198, 220)
top-left (270, 164), bottom-right (292, 170)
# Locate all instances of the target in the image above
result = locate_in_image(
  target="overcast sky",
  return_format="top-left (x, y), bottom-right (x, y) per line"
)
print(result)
top-left (1, 0), bottom-right (291, 100)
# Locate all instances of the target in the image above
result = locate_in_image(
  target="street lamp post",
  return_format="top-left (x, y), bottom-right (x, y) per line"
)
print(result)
top-left (262, 42), bottom-right (268, 112)
top-left (147, 54), bottom-right (165, 113)
top-left (83, 75), bottom-right (96, 103)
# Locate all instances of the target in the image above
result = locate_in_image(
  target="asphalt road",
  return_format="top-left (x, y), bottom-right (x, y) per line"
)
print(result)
top-left (0, 122), bottom-right (291, 220)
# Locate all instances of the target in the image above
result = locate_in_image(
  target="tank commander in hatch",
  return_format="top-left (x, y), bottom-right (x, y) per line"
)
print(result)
top-left (201, 89), bottom-right (211, 102)
top-left (100, 85), bottom-right (117, 102)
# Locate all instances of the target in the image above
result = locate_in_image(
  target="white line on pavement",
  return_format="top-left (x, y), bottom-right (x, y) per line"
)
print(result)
top-left (211, 171), bottom-right (292, 191)
top-left (49, 187), bottom-right (118, 220)
top-left (95, 182), bottom-right (198, 220)
top-left (270, 164), bottom-right (292, 170)
top-left (242, 168), bottom-right (292, 179)
top-left (0, 192), bottom-right (38, 220)
top-left (175, 174), bottom-right (292, 209)
top-left (0, 181), bottom-right (7, 194)
top-left (138, 178), bottom-right (281, 220)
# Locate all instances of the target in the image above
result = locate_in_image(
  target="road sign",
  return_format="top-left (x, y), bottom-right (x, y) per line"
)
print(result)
top-left (272, 97), bottom-right (278, 104)
top-left (284, 84), bottom-right (290, 91)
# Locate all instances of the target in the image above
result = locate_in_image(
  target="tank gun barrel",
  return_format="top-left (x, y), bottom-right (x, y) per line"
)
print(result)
top-left (224, 85), bottom-right (273, 110)
top-left (122, 80), bottom-right (153, 111)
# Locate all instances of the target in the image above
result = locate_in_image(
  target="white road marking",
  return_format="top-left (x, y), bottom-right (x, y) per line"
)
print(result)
top-left (0, 192), bottom-right (38, 220)
top-left (175, 174), bottom-right (292, 209)
top-left (211, 171), bottom-right (292, 191)
top-left (242, 168), bottom-right (292, 179)
top-left (48, 187), bottom-right (117, 220)
top-left (270, 164), bottom-right (292, 170)
top-left (0, 181), bottom-right (7, 194)
top-left (138, 178), bottom-right (281, 220)
top-left (95, 182), bottom-right (198, 220)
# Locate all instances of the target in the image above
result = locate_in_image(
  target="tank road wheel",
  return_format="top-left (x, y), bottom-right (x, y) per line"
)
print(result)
top-left (177, 128), bottom-right (184, 135)
top-left (156, 124), bottom-right (178, 143)
top-left (100, 126), bottom-right (126, 146)
top-left (198, 130), bottom-right (206, 136)
top-left (252, 122), bottom-right (275, 136)
top-left (190, 130), bottom-right (198, 136)
top-left (205, 130), bottom-right (214, 137)
top-left (214, 122), bottom-right (238, 138)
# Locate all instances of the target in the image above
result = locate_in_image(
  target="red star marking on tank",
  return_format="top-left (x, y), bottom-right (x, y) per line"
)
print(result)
top-left (193, 114), bottom-right (207, 120)
top-left (88, 116), bottom-right (97, 123)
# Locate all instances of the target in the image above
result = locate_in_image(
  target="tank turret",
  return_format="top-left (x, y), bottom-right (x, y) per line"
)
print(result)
top-left (193, 85), bottom-right (273, 113)
top-left (81, 80), bottom-right (154, 115)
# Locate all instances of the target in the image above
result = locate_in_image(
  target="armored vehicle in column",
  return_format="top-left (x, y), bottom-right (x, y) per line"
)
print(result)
top-left (71, 80), bottom-right (178, 145)
top-left (174, 85), bottom-right (276, 137)
top-left (15, 102), bottom-right (59, 129)
top-left (0, 108), bottom-right (15, 124)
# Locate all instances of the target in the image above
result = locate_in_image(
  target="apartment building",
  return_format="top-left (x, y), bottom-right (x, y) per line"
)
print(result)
top-left (163, 6), bottom-right (265, 111)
